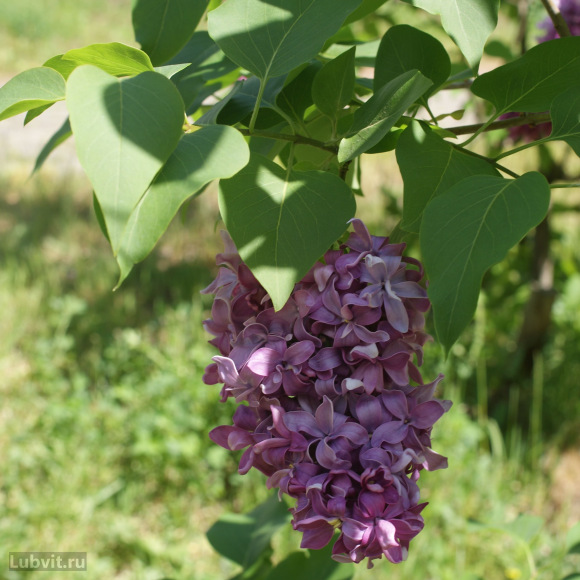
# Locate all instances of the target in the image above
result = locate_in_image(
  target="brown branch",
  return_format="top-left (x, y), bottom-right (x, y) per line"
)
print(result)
top-left (236, 128), bottom-right (338, 154)
top-left (443, 112), bottom-right (551, 136)
top-left (539, 0), bottom-right (572, 37)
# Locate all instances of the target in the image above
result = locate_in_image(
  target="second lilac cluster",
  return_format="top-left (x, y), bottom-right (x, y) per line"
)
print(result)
top-left (202, 219), bottom-right (451, 567)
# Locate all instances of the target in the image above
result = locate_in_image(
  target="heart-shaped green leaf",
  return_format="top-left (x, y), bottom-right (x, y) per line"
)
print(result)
top-left (472, 37), bottom-right (580, 115)
top-left (421, 172), bottom-right (550, 353)
top-left (338, 70), bottom-right (432, 162)
top-left (63, 43), bottom-right (154, 77)
top-left (403, 0), bottom-right (499, 70)
top-left (116, 125), bottom-right (249, 283)
top-left (66, 66), bottom-right (184, 253)
top-left (374, 25), bottom-right (450, 98)
top-left (0, 67), bottom-right (65, 122)
top-left (132, 0), bottom-right (209, 65)
top-left (219, 154), bottom-right (356, 310)
top-left (396, 122), bottom-right (499, 233)
top-left (208, 0), bottom-right (362, 81)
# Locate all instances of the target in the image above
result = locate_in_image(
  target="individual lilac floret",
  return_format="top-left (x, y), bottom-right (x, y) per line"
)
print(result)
top-left (202, 219), bottom-right (451, 567)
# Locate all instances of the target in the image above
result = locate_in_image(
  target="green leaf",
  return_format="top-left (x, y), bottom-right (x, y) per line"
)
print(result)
top-left (66, 66), bottom-right (184, 253)
top-left (403, 0), bottom-right (499, 70)
top-left (312, 47), bottom-right (356, 118)
top-left (338, 70), bottom-right (432, 163)
top-left (132, 0), bottom-right (209, 66)
top-left (0, 67), bottom-right (65, 122)
top-left (154, 63), bottom-right (191, 78)
top-left (276, 61), bottom-right (323, 123)
top-left (265, 543), bottom-right (354, 580)
top-left (501, 515), bottom-right (544, 544)
top-left (168, 31), bottom-right (239, 111)
top-left (374, 25), bottom-right (450, 99)
top-left (32, 117), bottom-right (72, 174)
top-left (566, 521), bottom-right (580, 555)
top-left (396, 122), bottom-right (499, 233)
top-left (421, 172), bottom-right (550, 353)
top-left (24, 104), bottom-right (54, 125)
top-left (547, 88), bottom-right (580, 156)
top-left (219, 154), bottom-right (356, 310)
top-left (116, 125), bottom-right (249, 283)
top-left (43, 55), bottom-right (78, 80)
top-left (344, 0), bottom-right (390, 24)
top-left (195, 82), bottom-right (244, 126)
top-left (217, 76), bottom-right (287, 128)
top-left (472, 37), bottom-right (580, 115)
top-left (62, 43), bottom-right (154, 77)
top-left (208, 0), bottom-right (362, 81)
top-left (206, 494), bottom-right (290, 569)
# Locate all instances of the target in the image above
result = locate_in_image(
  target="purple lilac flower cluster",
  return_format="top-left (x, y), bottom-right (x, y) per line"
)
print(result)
top-left (202, 219), bottom-right (451, 567)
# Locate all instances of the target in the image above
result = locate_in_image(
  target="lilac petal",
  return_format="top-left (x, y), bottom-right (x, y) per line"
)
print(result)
top-left (384, 295), bottom-right (409, 333)
top-left (209, 425), bottom-right (252, 450)
top-left (316, 439), bottom-right (351, 470)
top-left (356, 395), bottom-right (384, 432)
top-left (411, 400), bottom-right (446, 429)
top-left (298, 519), bottom-right (336, 550)
top-left (392, 280), bottom-right (427, 299)
top-left (286, 340), bottom-right (316, 365)
top-left (422, 447), bottom-right (448, 471)
top-left (333, 422), bottom-right (368, 446)
top-left (347, 218), bottom-right (372, 252)
top-left (310, 347), bottom-right (343, 371)
top-left (283, 411), bottom-right (324, 438)
top-left (414, 373), bottom-right (445, 404)
top-left (353, 325), bottom-right (390, 344)
top-left (212, 356), bottom-right (242, 387)
top-left (247, 347), bottom-right (281, 376)
top-left (381, 390), bottom-right (409, 419)
top-left (359, 491), bottom-right (386, 518)
top-left (315, 396), bottom-right (334, 435)
top-left (350, 343), bottom-right (379, 361)
top-left (341, 517), bottom-right (369, 543)
top-left (371, 421), bottom-right (408, 445)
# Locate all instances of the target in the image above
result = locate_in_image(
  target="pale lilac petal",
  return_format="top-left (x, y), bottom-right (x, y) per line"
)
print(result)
top-left (246, 347), bottom-right (281, 375)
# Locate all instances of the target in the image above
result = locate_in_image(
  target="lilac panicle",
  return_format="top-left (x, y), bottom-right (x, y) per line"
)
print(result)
top-left (202, 219), bottom-right (451, 567)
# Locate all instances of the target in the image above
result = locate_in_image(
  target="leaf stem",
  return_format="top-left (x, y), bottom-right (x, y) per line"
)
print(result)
top-left (539, 0), bottom-right (572, 38)
top-left (452, 144), bottom-right (521, 178)
top-left (237, 128), bottom-right (338, 154)
top-left (495, 136), bottom-right (553, 160)
top-left (550, 183), bottom-right (580, 188)
top-left (248, 79), bottom-right (267, 133)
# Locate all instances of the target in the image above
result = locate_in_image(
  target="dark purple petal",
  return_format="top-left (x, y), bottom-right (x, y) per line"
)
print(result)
top-left (246, 347), bottom-right (281, 375)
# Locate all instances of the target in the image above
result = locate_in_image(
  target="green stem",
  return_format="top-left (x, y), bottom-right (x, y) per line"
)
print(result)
top-left (495, 137), bottom-right (552, 160)
top-left (550, 183), bottom-right (580, 188)
top-left (452, 144), bottom-right (521, 178)
top-left (539, 0), bottom-right (572, 37)
top-left (248, 79), bottom-right (267, 134)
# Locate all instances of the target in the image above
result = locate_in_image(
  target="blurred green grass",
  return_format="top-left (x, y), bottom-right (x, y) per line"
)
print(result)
top-left (1, 1), bottom-right (580, 579)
